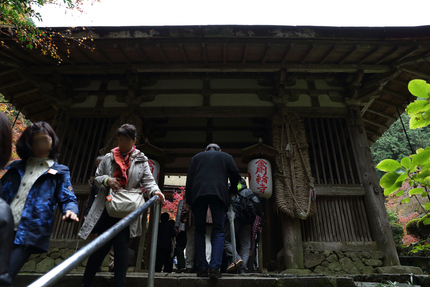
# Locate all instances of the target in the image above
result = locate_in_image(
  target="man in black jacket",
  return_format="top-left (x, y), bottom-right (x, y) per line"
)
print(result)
top-left (185, 143), bottom-right (240, 279)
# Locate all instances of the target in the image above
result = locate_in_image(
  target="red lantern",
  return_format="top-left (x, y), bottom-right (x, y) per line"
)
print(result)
top-left (248, 158), bottom-right (272, 199)
top-left (147, 159), bottom-right (160, 184)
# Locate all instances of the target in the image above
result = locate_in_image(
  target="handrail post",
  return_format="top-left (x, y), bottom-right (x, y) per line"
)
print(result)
top-left (148, 200), bottom-right (160, 287)
top-left (27, 196), bottom-right (159, 287)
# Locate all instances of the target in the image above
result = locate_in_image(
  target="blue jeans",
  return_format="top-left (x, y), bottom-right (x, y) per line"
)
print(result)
top-left (192, 195), bottom-right (226, 271)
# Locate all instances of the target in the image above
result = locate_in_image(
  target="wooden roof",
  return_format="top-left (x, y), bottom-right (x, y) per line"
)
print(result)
top-left (1, 25), bottom-right (430, 144)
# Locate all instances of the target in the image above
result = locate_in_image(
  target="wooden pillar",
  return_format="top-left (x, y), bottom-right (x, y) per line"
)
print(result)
top-left (346, 105), bottom-right (400, 266)
top-left (261, 197), bottom-right (276, 269)
top-left (281, 214), bottom-right (304, 269)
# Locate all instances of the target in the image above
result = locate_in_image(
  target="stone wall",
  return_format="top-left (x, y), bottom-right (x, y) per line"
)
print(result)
top-left (19, 247), bottom-right (136, 274)
top-left (302, 250), bottom-right (384, 275)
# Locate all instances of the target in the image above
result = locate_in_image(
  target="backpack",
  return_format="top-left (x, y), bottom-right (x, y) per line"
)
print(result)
top-left (232, 190), bottom-right (257, 224)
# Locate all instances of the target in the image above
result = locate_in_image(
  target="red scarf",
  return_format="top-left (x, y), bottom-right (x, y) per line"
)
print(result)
top-left (113, 146), bottom-right (136, 188)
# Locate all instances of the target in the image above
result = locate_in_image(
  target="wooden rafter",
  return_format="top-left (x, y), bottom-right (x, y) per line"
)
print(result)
top-left (320, 44), bottom-right (337, 64)
top-left (301, 44), bottom-right (317, 64)
top-left (178, 43), bottom-right (188, 64)
top-left (156, 43), bottom-right (169, 64)
top-left (261, 43), bottom-right (272, 64)
top-left (26, 63), bottom-right (391, 74)
top-left (358, 46), bottom-right (381, 64)
top-left (338, 45), bottom-right (359, 64)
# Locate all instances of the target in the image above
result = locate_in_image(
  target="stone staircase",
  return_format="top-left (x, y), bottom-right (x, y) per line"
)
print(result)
top-left (14, 272), bottom-right (430, 287)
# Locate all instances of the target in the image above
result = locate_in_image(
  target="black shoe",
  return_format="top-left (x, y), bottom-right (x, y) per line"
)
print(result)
top-left (208, 268), bottom-right (222, 279)
top-left (196, 269), bottom-right (208, 277)
top-left (184, 268), bottom-right (194, 273)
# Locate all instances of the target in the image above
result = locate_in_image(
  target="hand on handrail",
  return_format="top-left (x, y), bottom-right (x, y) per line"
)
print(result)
top-left (154, 190), bottom-right (166, 205)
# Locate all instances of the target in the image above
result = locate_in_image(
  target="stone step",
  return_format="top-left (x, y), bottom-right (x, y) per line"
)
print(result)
top-left (15, 273), bottom-right (357, 287)
top-left (14, 273), bottom-right (430, 287)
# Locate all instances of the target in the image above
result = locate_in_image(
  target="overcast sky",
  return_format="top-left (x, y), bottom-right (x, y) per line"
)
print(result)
top-left (34, 0), bottom-right (430, 27)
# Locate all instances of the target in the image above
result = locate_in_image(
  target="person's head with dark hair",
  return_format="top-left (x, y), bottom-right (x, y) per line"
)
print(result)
top-left (160, 212), bottom-right (170, 222)
top-left (0, 112), bottom-right (12, 169)
top-left (205, 143), bottom-right (221, 152)
top-left (16, 121), bottom-right (60, 162)
top-left (116, 124), bottom-right (137, 154)
top-left (95, 155), bottom-right (104, 167)
top-left (168, 219), bottom-right (175, 227)
top-left (238, 177), bottom-right (247, 190)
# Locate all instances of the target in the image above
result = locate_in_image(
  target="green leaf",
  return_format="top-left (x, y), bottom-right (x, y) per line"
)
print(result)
top-left (422, 110), bottom-right (430, 121)
top-left (396, 190), bottom-right (404, 196)
top-left (423, 218), bottom-right (430, 225)
top-left (423, 103), bottom-right (430, 112)
top-left (424, 203), bottom-right (430, 210)
top-left (376, 159), bottom-right (402, 172)
top-left (406, 100), bottom-right (430, 114)
top-left (384, 181), bottom-right (402, 196)
top-left (422, 191), bottom-right (428, 197)
top-left (412, 150), bottom-right (430, 166)
top-left (408, 79), bottom-right (430, 98)
top-left (410, 114), bottom-right (430, 129)
top-left (395, 173), bottom-right (409, 183)
top-left (409, 187), bottom-right (424, 196)
top-left (401, 157), bottom-right (412, 169)
top-left (401, 198), bottom-right (410, 204)
top-left (380, 171), bottom-right (401, 189)
top-left (416, 168), bottom-right (430, 180)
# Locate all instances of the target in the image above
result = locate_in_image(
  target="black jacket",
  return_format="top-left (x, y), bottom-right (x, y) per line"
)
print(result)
top-left (185, 150), bottom-right (240, 208)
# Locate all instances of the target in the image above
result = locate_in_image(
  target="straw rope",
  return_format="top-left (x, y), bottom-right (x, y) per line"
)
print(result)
top-left (272, 108), bottom-right (316, 219)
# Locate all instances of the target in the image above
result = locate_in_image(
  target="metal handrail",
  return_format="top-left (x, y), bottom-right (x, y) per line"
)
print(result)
top-left (28, 195), bottom-right (161, 287)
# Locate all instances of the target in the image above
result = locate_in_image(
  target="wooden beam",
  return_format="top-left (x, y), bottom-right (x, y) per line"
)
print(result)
top-left (201, 43), bottom-right (208, 64)
top-left (68, 106), bottom-right (275, 118)
top-left (358, 46), bottom-right (381, 64)
top-left (365, 108), bottom-right (396, 121)
top-left (223, 43), bottom-right (228, 64)
top-left (135, 43), bottom-right (150, 64)
top-left (75, 88), bottom-right (275, 96)
top-left (0, 57), bottom-right (24, 68)
top-left (242, 43), bottom-right (250, 64)
top-left (261, 43), bottom-right (272, 64)
top-left (397, 51), bottom-right (430, 67)
top-left (360, 97), bottom-right (376, 115)
top-left (383, 87), bottom-right (412, 100)
top-left (338, 45), bottom-right (359, 64)
top-left (281, 44), bottom-right (293, 64)
top-left (362, 118), bottom-right (389, 129)
top-left (375, 46), bottom-right (401, 65)
top-left (27, 63), bottom-right (391, 74)
top-left (365, 127), bottom-right (383, 138)
top-left (315, 185), bottom-right (365, 196)
top-left (94, 44), bottom-right (113, 64)
top-left (0, 79), bottom-right (27, 90)
top-left (114, 43), bottom-right (131, 64)
top-left (396, 45), bottom-right (422, 62)
top-left (402, 66), bottom-right (430, 80)
top-left (74, 45), bottom-right (96, 65)
top-left (0, 68), bottom-right (17, 76)
top-left (153, 126), bottom-right (267, 132)
top-left (301, 44), bottom-right (316, 64)
top-left (12, 88), bottom-right (39, 99)
top-left (320, 44), bottom-right (337, 64)
top-left (156, 43), bottom-right (169, 64)
top-left (178, 43), bottom-right (188, 64)
top-left (21, 98), bottom-right (50, 110)
top-left (374, 98), bottom-right (403, 108)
